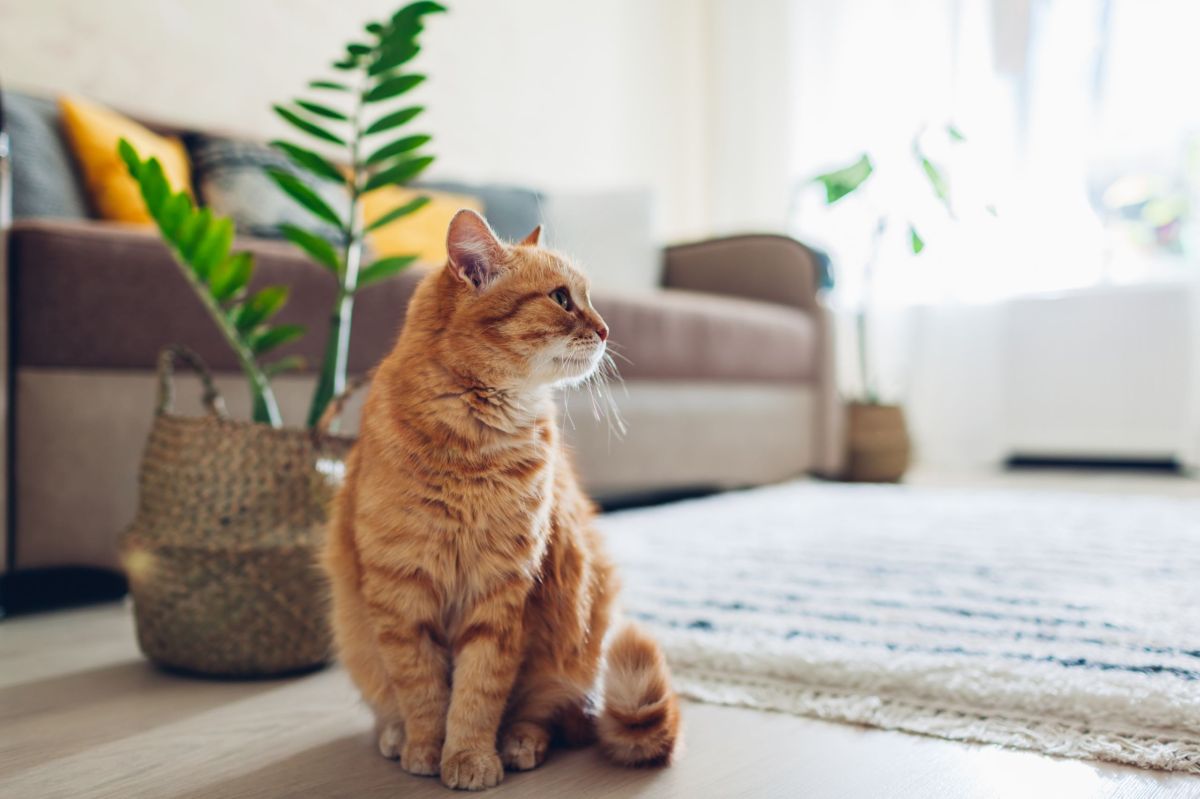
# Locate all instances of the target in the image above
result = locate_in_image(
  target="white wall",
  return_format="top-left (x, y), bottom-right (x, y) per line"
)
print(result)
top-left (0, 0), bottom-right (712, 240)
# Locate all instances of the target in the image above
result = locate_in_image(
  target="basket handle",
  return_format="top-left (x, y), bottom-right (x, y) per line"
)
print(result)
top-left (156, 346), bottom-right (229, 419)
top-left (314, 373), bottom-right (371, 435)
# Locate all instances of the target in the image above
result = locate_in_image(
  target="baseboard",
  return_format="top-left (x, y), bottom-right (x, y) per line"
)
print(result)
top-left (0, 567), bottom-right (127, 617)
top-left (596, 485), bottom-right (722, 512)
top-left (1005, 455), bottom-right (1182, 473)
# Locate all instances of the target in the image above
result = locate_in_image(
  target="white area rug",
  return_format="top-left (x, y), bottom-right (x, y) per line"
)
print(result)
top-left (597, 482), bottom-right (1200, 773)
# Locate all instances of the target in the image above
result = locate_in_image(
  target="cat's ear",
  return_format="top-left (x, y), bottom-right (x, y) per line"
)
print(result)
top-left (519, 225), bottom-right (542, 247)
top-left (447, 209), bottom-right (506, 289)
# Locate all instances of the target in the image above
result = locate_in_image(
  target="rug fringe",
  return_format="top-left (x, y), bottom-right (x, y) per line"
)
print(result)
top-left (675, 669), bottom-right (1200, 774)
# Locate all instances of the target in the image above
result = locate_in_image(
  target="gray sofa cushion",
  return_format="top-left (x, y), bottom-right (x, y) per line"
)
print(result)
top-left (188, 134), bottom-right (348, 243)
top-left (4, 91), bottom-right (90, 219)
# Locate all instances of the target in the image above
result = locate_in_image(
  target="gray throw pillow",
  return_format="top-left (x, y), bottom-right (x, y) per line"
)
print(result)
top-left (420, 180), bottom-right (543, 242)
top-left (4, 91), bottom-right (90, 219)
top-left (188, 134), bottom-right (348, 243)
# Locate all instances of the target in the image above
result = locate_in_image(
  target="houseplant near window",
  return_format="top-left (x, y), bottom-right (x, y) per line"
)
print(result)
top-left (116, 2), bottom-right (445, 677)
top-left (813, 125), bottom-right (986, 482)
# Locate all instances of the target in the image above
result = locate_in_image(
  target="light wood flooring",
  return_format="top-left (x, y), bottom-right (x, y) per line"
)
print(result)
top-left (3, 469), bottom-right (1199, 798)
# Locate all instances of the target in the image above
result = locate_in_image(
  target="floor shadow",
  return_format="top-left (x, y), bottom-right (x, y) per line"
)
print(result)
top-left (3, 659), bottom-right (293, 770)
top-left (171, 733), bottom-right (673, 799)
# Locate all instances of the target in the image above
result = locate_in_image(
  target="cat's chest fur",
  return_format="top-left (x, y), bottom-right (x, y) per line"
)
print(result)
top-left (361, 405), bottom-right (561, 602)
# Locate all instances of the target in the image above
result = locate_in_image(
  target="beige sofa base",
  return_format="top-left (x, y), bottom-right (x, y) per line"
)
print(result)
top-left (15, 368), bottom-right (818, 571)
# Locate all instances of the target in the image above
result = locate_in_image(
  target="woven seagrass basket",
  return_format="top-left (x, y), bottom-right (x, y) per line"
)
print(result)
top-left (844, 402), bottom-right (911, 483)
top-left (120, 347), bottom-right (356, 677)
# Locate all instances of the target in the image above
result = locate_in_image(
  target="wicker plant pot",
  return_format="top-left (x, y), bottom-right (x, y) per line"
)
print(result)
top-left (844, 402), bottom-right (911, 483)
top-left (120, 348), bottom-right (355, 677)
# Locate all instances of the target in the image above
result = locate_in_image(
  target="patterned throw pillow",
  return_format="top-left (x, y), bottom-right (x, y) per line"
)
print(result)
top-left (4, 91), bottom-right (90, 219)
top-left (188, 134), bottom-right (348, 244)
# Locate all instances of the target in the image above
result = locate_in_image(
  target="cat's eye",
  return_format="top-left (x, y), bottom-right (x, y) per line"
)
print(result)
top-left (549, 287), bottom-right (573, 311)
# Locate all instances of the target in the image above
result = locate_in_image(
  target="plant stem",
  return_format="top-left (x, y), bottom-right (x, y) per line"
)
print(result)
top-left (174, 257), bottom-right (282, 427)
top-left (856, 307), bottom-right (873, 406)
top-left (306, 73), bottom-right (366, 429)
top-left (857, 217), bottom-right (887, 405)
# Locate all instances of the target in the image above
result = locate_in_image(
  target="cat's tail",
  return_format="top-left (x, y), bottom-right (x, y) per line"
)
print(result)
top-left (597, 623), bottom-right (681, 766)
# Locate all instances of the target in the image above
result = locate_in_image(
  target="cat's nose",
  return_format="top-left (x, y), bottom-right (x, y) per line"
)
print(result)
top-left (595, 323), bottom-right (609, 341)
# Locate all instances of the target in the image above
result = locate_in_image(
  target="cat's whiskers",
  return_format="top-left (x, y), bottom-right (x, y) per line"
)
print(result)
top-left (564, 349), bottom-right (626, 442)
top-left (603, 341), bottom-right (634, 367)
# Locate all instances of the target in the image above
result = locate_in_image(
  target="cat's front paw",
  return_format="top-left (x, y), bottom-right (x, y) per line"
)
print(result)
top-left (441, 748), bottom-right (503, 790)
top-left (399, 739), bottom-right (442, 777)
top-left (500, 721), bottom-right (550, 771)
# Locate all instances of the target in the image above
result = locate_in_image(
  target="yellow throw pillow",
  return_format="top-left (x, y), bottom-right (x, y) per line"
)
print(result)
top-left (363, 186), bottom-right (483, 265)
top-left (58, 95), bottom-right (191, 224)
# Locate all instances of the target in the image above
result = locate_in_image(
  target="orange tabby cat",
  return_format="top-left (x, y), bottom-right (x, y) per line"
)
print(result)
top-left (322, 210), bottom-right (680, 790)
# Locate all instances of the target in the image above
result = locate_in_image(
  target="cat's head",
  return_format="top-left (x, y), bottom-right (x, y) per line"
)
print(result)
top-left (434, 209), bottom-right (609, 389)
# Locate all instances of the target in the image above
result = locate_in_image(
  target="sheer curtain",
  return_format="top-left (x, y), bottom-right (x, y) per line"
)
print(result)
top-left (787, 0), bottom-right (1200, 306)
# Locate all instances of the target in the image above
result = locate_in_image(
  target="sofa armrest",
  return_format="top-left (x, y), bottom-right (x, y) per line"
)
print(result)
top-left (662, 234), bottom-right (822, 314)
top-left (663, 233), bottom-right (843, 477)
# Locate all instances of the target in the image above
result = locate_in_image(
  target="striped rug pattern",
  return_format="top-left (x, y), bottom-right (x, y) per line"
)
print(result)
top-left (598, 483), bottom-right (1200, 773)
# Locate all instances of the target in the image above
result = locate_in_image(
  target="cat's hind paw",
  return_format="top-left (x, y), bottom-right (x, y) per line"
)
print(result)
top-left (400, 740), bottom-right (442, 777)
top-left (500, 721), bottom-right (551, 771)
top-left (376, 720), bottom-right (404, 760)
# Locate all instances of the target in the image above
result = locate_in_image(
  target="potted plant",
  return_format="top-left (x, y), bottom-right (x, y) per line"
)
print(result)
top-left (116, 1), bottom-right (446, 677)
top-left (812, 125), bottom-right (987, 482)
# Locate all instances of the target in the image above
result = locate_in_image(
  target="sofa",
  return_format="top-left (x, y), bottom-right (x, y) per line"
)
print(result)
top-left (0, 91), bottom-right (843, 589)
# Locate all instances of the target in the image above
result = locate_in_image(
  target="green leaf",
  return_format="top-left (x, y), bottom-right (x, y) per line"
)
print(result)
top-left (310, 80), bottom-right (349, 92)
top-left (264, 354), bottom-right (306, 377)
top-left (253, 323), bottom-right (306, 355)
top-left (209, 251), bottom-right (254, 300)
top-left (366, 195), bottom-right (430, 232)
top-left (813, 154), bottom-right (873, 205)
top-left (137, 157), bottom-right (170, 215)
top-left (271, 140), bottom-right (345, 183)
top-left (909, 224), bottom-right (925, 254)
top-left (191, 217), bottom-right (235, 279)
top-left (393, 1), bottom-right (447, 25)
top-left (176, 207), bottom-right (211, 259)
top-left (364, 74), bottom-right (425, 103)
top-left (332, 59), bottom-right (357, 71)
top-left (279, 222), bottom-right (341, 272)
top-left (267, 169), bottom-right (346, 230)
top-left (365, 21), bottom-right (384, 35)
top-left (369, 42), bottom-right (419, 76)
top-left (363, 155), bottom-right (435, 192)
top-left (921, 156), bottom-right (950, 205)
top-left (272, 104), bottom-right (345, 145)
top-left (117, 138), bottom-right (141, 177)
top-left (366, 134), bottom-right (431, 165)
top-left (235, 286), bottom-right (290, 333)
top-left (364, 105), bottom-right (424, 135)
top-left (346, 42), bottom-right (372, 56)
top-left (359, 255), bottom-right (417, 286)
top-left (295, 99), bottom-right (348, 121)
top-left (156, 191), bottom-right (193, 237)
top-left (947, 124), bottom-right (966, 142)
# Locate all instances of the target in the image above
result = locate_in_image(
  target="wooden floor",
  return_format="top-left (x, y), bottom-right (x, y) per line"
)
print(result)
top-left (3, 470), bottom-right (1200, 798)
